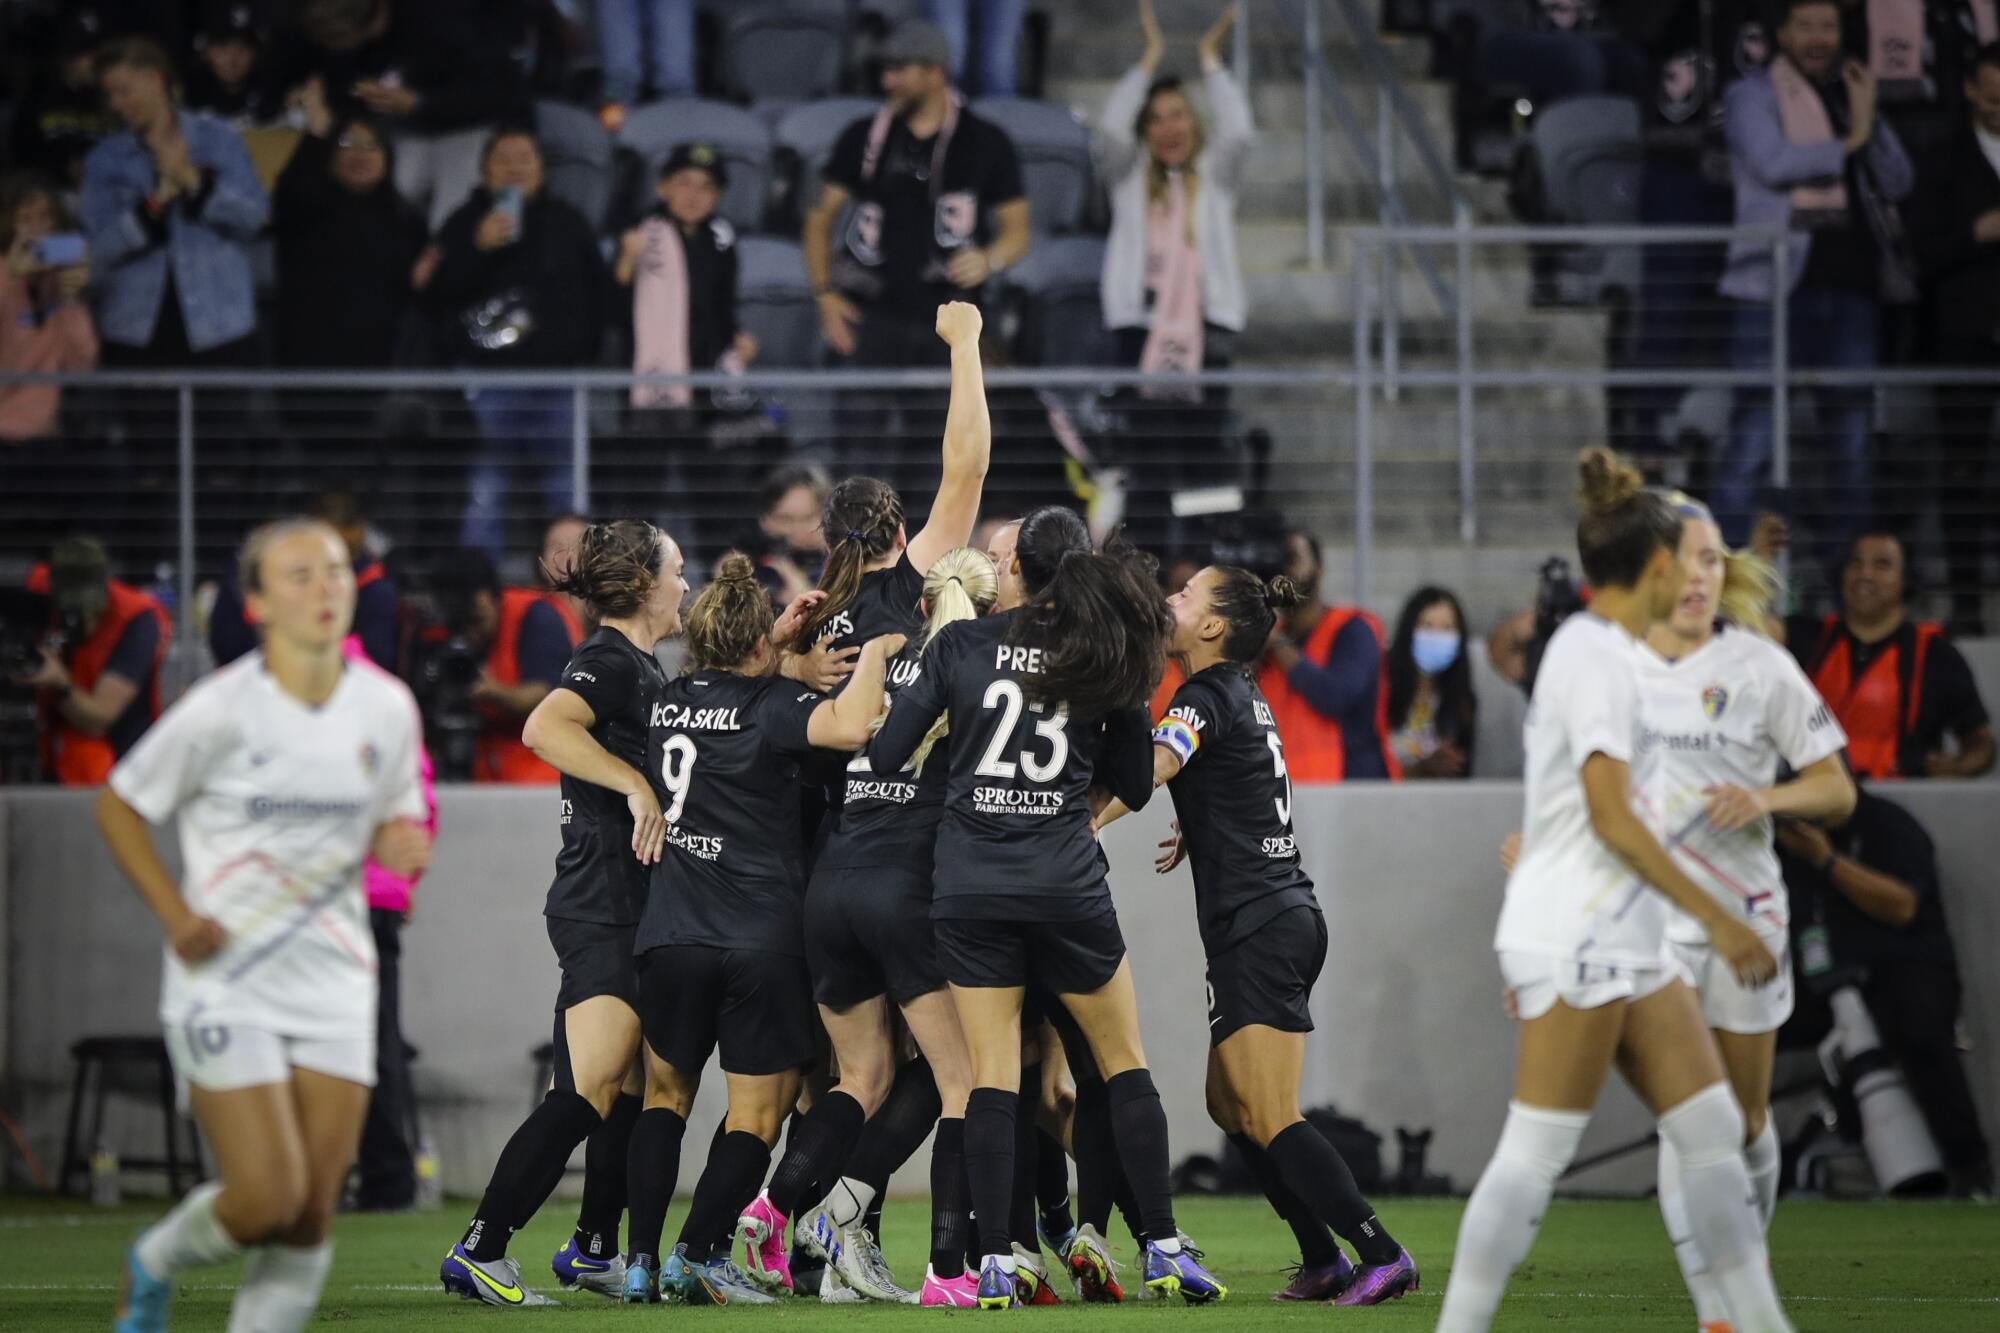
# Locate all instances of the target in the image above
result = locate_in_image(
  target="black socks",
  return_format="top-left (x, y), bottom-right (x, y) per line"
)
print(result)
top-left (462, 1089), bottom-right (602, 1261)
top-left (574, 1092), bottom-right (640, 1259)
top-left (1105, 1068), bottom-right (1176, 1244)
top-left (1266, 1119), bottom-right (1402, 1266)
top-left (1071, 1074), bottom-right (1115, 1232)
top-left (677, 1130), bottom-right (772, 1265)
top-left (768, 1091), bottom-right (866, 1218)
top-left (623, 1107), bottom-right (688, 1262)
top-left (1010, 1075), bottom-right (1041, 1250)
top-left (1230, 1131), bottom-right (1341, 1268)
top-left (964, 1086), bottom-right (1017, 1259)
top-left (1036, 1126), bottom-right (1075, 1241)
top-left (928, 1116), bottom-right (971, 1279)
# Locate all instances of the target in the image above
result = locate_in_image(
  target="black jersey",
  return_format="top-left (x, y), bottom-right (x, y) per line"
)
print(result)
top-left (818, 637), bottom-right (945, 873)
top-left (638, 671), bottom-right (828, 956)
top-left (544, 628), bottom-right (668, 926)
top-left (817, 552), bottom-right (926, 671)
top-left (1155, 664), bottom-right (1319, 956)
top-left (866, 608), bottom-right (1155, 918)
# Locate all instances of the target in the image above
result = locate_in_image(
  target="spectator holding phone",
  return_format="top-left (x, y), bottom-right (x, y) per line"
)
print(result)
top-left (80, 35), bottom-right (268, 369)
top-left (0, 174), bottom-right (99, 444)
top-left (429, 128), bottom-right (606, 558)
top-left (1385, 585), bottom-right (1479, 779)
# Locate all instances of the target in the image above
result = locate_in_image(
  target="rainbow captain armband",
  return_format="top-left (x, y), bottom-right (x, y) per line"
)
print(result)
top-left (1152, 716), bottom-right (1201, 765)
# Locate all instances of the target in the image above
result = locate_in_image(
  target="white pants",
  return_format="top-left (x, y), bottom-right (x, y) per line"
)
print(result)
top-left (1669, 927), bottom-right (1794, 1035)
top-left (165, 1019), bottom-right (375, 1104)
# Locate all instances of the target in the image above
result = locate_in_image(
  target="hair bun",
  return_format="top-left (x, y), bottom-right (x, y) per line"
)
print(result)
top-left (1576, 445), bottom-right (1645, 517)
top-left (1263, 574), bottom-right (1305, 611)
top-left (713, 551), bottom-right (757, 584)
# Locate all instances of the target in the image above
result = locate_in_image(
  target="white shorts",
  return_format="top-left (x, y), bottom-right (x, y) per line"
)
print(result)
top-left (1499, 950), bottom-right (1692, 1022)
top-left (164, 1019), bottom-right (375, 1100)
top-left (1669, 932), bottom-right (1794, 1035)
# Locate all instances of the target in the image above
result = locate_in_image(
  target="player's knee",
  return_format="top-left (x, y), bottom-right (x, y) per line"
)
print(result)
top-left (1204, 1081), bottom-right (1243, 1136)
top-left (1741, 1101), bottom-right (1768, 1145)
top-left (1658, 1082), bottom-right (1746, 1168)
top-left (576, 1079), bottom-right (623, 1119)
top-left (837, 1061), bottom-right (894, 1116)
top-left (1239, 1102), bottom-right (1302, 1148)
top-left (227, 1166), bottom-right (310, 1242)
top-left (726, 1104), bottom-right (787, 1145)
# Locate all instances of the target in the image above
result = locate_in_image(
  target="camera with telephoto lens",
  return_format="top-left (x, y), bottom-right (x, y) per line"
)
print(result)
top-left (1520, 555), bottom-right (1586, 695)
top-left (1208, 510), bottom-right (1290, 584)
top-left (405, 584), bottom-right (488, 783)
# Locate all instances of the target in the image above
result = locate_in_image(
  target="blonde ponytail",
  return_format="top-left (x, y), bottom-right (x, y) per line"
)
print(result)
top-left (1718, 548), bottom-right (1781, 634)
top-left (907, 547), bottom-right (999, 774)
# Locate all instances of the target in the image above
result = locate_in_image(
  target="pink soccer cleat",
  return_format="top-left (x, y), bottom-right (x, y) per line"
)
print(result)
top-left (734, 1192), bottom-right (794, 1293)
top-left (918, 1266), bottom-right (982, 1307)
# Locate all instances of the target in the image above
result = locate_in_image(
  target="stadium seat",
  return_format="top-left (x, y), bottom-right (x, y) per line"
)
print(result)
top-left (535, 98), bottom-right (616, 234)
top-left (734, 236), bottom-right (820, 368)
top-left (1523, 94), bottom-right (1643, 304)
top-left (718, 5), bottom-right (851, 108)
top-left (617, 98), bottom-right (773, 235)
top-left (973, 96), bottom-right (1094, 235)
top-left (771, 96), bottom-right (879, 228)
top-left (1003, 233), bottom-right (1110, 367)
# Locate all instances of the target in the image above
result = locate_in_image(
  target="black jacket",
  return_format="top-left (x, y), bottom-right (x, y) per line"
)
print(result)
top-left (430, 188), bottom-right (608, 368)
top-left (273, 134), bottom-right (428, 368)
top-left (1908, 126), bottom-right (2000, 346)
top-left (260, 0), bottom-right (531, 133)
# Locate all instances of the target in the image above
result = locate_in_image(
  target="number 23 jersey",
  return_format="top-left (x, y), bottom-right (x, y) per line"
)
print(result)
top-left (1155, 664), bottom-right (1319, 957)
top-left (640, 671), bottom-right (827, 956)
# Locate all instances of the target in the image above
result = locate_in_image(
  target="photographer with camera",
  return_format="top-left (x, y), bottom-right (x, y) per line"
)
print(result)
top-left (1487, 556), bottom-right (1589, 697)
top-left (420, 547), bottom-right (581, 784)
top-left (10, 536), bottom-right (171, 786)
top-left (1779, 792), bottom-right (1993, 1196)
top-left (1257, 529), bottom-right (1399, 783)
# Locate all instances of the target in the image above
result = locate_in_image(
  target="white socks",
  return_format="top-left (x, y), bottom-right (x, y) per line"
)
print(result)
top-left (1745, 1112), bottom-right (1781, 1226)
top-left (135, 1181), bottom-right (243, 1280)
top-left (823, 1176), bottom-right (876, 1229)
top-left (1435, 1101), bottom-right (1590, 1333)
top-left (1658, 1085), bottom-right (1793, 1333)
top-left (226, 1243), bottom-right (334, 1333)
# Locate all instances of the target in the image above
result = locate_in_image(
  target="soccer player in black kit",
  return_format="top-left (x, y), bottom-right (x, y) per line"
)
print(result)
top-left (442, 520), bottom-right (686, 1307)
top-left (751, 299), bottom-right (992, 1300)
top-left (620, 555), bottom-right (903, 1307)
top-left (865, 505), bottom-right (1228, 1308)
top-left (739, 546), bottom-right (996, 1307)
top-left (1104, 564), bottom-right (1420, 1305)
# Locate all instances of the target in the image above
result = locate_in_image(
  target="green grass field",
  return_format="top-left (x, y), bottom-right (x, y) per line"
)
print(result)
top-left (4, 1193), bottom-right (1996, 1330)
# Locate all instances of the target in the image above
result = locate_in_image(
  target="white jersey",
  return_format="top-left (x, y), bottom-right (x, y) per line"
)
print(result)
top-left (1495, 613), bottom-right (1667, 969)
top-left (110, 653), bottom-right (426, 1042)
top-left (1635, 625), bottom-right (1847, 946)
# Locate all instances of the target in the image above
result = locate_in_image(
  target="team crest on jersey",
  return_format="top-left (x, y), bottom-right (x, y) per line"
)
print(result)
top-left (359, 742), bottom-right (382, 777)
top-left (1701, 684), bottom-right (1729, 721)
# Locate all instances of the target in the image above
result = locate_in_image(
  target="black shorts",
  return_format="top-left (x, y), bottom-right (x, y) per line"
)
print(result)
top-left (1206, 905), bottom-right (1327, 1047)
top-left (805, 866), bottom-right (946, 1009)
top-left (935, 904), bottom-right (1127, 995)
top-left (635, 944), bottom-right (815, 1076)
top-left (547, 916), bottom-right (640, 1012)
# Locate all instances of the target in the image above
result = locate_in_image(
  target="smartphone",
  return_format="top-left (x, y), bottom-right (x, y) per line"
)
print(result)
top-left (493, 188), bottom-right (523, 237)
top-left (33, 233), bottom-right (87, 267)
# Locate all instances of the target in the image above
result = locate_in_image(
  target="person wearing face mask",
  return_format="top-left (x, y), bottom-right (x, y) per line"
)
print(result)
top-left (1385, 586), bottom-right (1479, 780)
top-left (272, 83), bottom-right (425, 368)
top-left (1097, 0), bottom-right (1253, 544)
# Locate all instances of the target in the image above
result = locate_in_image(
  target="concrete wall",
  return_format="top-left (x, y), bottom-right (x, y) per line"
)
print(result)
top-left (5, 781), bottom-right (1996, 1199)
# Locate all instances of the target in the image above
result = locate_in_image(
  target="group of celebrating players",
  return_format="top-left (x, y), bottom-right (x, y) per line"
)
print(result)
top-left (104, 298), bottom-right (1842, 1332)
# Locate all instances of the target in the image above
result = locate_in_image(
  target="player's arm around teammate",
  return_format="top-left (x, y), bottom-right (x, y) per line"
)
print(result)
top-left (98, 519), bottom-right (430, 1333)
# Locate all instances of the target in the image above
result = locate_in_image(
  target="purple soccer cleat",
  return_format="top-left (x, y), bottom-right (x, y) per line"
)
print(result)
top-left (1331, 1248), bottom-right (1419, 1306)
top-left (1273, 1253), bottom-right (1355, 1302)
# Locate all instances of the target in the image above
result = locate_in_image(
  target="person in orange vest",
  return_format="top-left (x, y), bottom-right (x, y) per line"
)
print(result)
top-left (430, 547), bottom-right (582, 783)
top-left (12, 535), bottom-right (170, 786)
top-left (1785, 530), bottom-right (1993, 780)
top-left (1255, 530), bottom-right (1399, 782)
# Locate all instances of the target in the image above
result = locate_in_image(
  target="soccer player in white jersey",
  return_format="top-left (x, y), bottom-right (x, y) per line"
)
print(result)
top-left (1640, 495), bottom-right (1855, 1331)
top-left (1436, 450), bottom-right (1794, 1333)
top-left (98, 518), bottom-right (432, 1333)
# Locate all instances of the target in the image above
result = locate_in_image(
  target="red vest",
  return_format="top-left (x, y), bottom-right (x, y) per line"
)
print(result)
top-left (1256, 607), bottom-right (1402, 784)
top-left (474, 588), bottom-right (582, 784)
top-left (26, 568), bottom-right (170, 787)
top-left (1805, 615), bottom-right (1941, 780)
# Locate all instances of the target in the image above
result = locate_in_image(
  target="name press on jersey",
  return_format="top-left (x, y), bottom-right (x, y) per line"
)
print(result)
top-left (651, 702), bottom-right (743, 731)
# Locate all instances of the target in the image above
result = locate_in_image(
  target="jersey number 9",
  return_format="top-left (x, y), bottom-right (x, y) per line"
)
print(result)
top-left (974, 680), bottom-right (1070, 782)
top-left (660, 734), bottom-right (698, 824)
